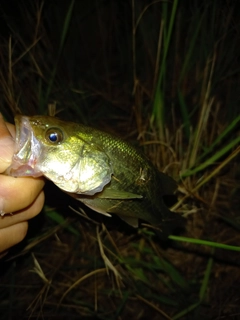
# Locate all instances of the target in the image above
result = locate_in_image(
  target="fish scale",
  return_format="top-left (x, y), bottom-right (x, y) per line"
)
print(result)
top-left (80, 131), bottom-right (175, 222)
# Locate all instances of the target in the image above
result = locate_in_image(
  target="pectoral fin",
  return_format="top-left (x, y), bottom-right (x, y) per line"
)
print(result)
top-left (85, 199), bottom-right (139, 227)
top-left (77, 199), bottom-right (112, 217)
top-left (77, 195), bottom-right (140, 228)
top-left (97, 188), bottom-right (143, 200)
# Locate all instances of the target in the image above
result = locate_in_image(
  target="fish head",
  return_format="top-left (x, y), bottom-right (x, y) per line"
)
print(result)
top-left (7, 115), bottom-right (113, 195)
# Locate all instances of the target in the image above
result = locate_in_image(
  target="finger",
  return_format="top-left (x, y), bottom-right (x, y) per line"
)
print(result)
top-left (0, 114), bottom-right (14, 137)
top-left (0, 114), bottom-right (15, 173)
top-left (6, 122), bottom-right (15, 138)
top-left (0, 221), bottom-right (28, 252)
top-left (0, 175), bottom-right (45, 214)
top-left (0, 190), bottom-right (45, 229)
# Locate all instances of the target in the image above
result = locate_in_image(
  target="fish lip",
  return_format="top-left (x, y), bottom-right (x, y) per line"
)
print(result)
top-left (7, 115), bottom-right (41, 176)
top-left (14, 115), bottom-right (24, 152)
top-left (14, 115), bottom-right (31, 155)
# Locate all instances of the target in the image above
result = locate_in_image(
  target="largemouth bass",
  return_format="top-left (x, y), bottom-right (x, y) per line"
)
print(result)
top-left (7, 115), bottom-right (184, 236)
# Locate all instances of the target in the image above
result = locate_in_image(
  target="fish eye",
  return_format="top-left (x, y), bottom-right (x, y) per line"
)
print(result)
top-left (46, 128), bottom-right (64, 144)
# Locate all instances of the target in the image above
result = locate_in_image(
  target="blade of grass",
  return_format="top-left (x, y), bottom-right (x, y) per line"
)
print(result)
top-left (160, 258), bottom-right (188, 290)
top-left (43, 0), bottom-right (75, 108)
top-left (151, 0), bottom-right (179, 136)
top-left (45, 209), bottom-right (80, 236)
top-left (177, 89), bottom-right (191, 138)
top-left (59, 268), bottom-right (107, 306)
top-left (173, 251), bottom-right (213, 319)
top-left (197, 114), bottom-right (240, 162)
top-left (178, 11), bottom-right (203, 84)
top-left (188, 55), bottom-right (216, 168)
top-left (182, 140), bottom-right (240, 177)
top-left (173, 146), bottom-right (240, 209)
top-left (172, 301), bottom-right (201, 320)
top-left (217, 215), bottom-right (240, 231)
top-left (7, 225), bottom-right (64, 260)
top-left (114, 291), bottom-right (130, 319)
top-left (169, 235), bottom-right (240, 252)
top-left (199, 254), bottom-right (213, 301)
top-left (136, 294), bottom-right (172, 320)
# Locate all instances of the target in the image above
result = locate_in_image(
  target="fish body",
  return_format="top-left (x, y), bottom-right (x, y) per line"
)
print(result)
top-left (8, 115), bottom-right (184, 235)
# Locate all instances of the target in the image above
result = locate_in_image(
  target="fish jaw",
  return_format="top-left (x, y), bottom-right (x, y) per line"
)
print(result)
top-left (6, 115), bottom-right (43, 177)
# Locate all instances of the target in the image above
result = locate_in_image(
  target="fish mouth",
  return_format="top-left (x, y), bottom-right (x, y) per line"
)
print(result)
top-left (14, 115), bottom-right (29, 153)
top-left (7, 115), bottom-right (41, 177)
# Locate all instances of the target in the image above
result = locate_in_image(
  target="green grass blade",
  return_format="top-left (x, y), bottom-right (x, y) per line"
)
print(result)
top-left (199, 254), bottom-right (213, 301)
top-left (173, 254), bottom-right (213, 319)
top-left (169, 235), bottom-right (240, 252)
top-left (217, 215), bottom-right (240, 231)
top-left (177, 89), bottom-right (190, 137)
top-left (45, 209), bottom-right (80, 236)
top-left (178, 13), bottom-right (203, 83)
top-left (182, 138), bottom-right (240, 177)
top-left (199, 257), bottom-right (213, 302)
top-left (198, 114), bottom-right (240, 162)
top-left (160, 258), bottom-right (188, 289)
top-left (151, 0), bottom-right (179, 131)
top-left (114, 291), bottom-right (130, 318)
top-left (172, 301), bottom-right (201, 320)
top-left (43, 0), bottom-right (75, 107)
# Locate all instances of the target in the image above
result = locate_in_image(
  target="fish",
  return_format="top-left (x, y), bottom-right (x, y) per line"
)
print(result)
top-left (7, 115), bottom-right (184, 237)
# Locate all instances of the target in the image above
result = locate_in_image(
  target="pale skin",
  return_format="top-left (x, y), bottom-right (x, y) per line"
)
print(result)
top-left (0, 114), bottom-right (45, 256)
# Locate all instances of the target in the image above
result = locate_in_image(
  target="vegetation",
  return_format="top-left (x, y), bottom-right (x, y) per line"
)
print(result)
top-left (0, 1), bottom-right (239, 319)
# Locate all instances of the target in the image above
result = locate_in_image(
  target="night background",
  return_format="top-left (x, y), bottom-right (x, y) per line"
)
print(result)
top-left (0, 0), bottom-right (240, 319)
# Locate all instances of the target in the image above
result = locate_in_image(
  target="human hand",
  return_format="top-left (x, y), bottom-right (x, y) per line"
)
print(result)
top-left (0, 114), bottom-right (45, 257)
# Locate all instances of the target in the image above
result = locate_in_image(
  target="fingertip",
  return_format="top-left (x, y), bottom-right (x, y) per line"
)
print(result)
top-left (0, 221), bottom-right (28, 253)
top-left (27, 190), bottom-right (45, 219)
top-left (0, 175), bottom-right (45, 213)
top-left (0, 190), bottom-right (45, 229)
top-left (19, 221), bottom-right (29, 240)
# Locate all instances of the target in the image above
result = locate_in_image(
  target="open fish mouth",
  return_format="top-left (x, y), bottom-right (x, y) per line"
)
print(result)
top-left (14, 116), bottom-right (30, 154)
top-left (7, 116), bottom-right (42, 177)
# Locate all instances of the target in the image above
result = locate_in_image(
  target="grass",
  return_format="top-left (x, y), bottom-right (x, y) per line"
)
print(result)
top-left (0, 0), bottom-right (240, 319)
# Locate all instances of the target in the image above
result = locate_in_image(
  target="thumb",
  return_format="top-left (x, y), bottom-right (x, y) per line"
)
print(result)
top-left (0, 114), bottom-right (15, 173)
